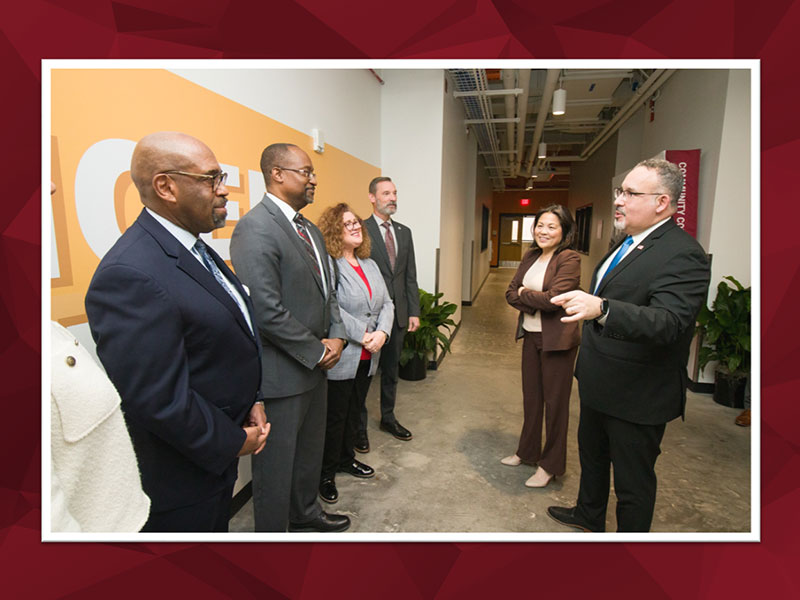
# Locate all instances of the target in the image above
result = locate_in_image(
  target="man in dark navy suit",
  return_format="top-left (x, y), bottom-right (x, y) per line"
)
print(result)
top-left (86, 132), bottom-right (268, 532)
top-left (548, 159), bottom-right (710, 532)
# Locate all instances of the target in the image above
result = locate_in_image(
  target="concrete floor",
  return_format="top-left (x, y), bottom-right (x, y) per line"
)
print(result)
top-left (230, 268), bottom-right (752, 534)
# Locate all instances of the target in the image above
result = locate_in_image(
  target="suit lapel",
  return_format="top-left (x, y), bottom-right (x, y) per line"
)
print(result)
top-left (262, 196), bottom-right (326, 297)
top-left (137, 210), bottom-right (255, 340)
top-left (596, 220), bottom-right (675, 293)
top-left (339, 257), bottom-right (372, 305)
top-left (366, 217), bottom-right (392, 272)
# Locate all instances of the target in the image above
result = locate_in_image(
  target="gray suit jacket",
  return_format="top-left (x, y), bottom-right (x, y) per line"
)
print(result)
top-left (365, 217), bottom-right (420, 328)
top-left (230, 194), bottom-right (346, 398)
top-left (326, 256), bottom-right (395, 381)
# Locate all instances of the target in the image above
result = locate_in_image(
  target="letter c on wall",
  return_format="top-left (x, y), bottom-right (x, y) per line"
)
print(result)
top-left (75, 139), bottom-right (136, 259)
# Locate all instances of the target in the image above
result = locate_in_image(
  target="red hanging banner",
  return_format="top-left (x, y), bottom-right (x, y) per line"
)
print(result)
top-left (664, 149), bottom-right (700, 238)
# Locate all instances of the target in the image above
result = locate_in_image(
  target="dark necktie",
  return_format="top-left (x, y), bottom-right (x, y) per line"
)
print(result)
top-left (194, 239), bottom-right (253, 333)
top-left (382, 221), bottom-right (396, 271)
top-left (594, 235), bottom-right (633, 293)
top-left (293, 213), bottom-right (321, 275)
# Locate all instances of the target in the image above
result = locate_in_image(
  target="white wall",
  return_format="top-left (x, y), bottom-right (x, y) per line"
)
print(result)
top-left (569, 69), bottom-right (752, 384)
top-left (379, 70), bottom-right (445, 294)
top-left (635, 70), bottom-right (731, 252)
top-left (620, 68), bottom-right (751, 289)
top-left (468, 168), bottom-right (493, 301)
top-left (439, 79), bottom-right (475, 324)
top-left (170, 68), bottom-right (383, 167)
top-left (568, 133), bottom-right (619, 289)
top-left (707, 70), bottom-right (751, 289)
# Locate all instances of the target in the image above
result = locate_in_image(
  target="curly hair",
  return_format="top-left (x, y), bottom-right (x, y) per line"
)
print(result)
top-left (317, 203), bottom-right (372, 259)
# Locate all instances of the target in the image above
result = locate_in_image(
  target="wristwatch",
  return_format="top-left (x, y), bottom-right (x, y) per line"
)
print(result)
top-left (597, 298), bottom-right (609, 320)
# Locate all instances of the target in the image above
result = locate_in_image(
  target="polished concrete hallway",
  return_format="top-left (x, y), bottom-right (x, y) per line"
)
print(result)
top-left (230, 268), bottom-right (752, 535)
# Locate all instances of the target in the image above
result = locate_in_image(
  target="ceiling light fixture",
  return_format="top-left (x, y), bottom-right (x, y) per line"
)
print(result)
top-left (538, 142), bottom-right (547, 159)
top-left (552, 71), bottom-right (566, 116)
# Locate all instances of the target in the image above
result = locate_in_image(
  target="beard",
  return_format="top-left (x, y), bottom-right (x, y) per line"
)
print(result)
top-left (377, 203), bottom-right (397, 217)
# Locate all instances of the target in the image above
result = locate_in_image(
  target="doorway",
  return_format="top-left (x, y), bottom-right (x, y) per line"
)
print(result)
top-left (498, 214), bottom-right (537, 267)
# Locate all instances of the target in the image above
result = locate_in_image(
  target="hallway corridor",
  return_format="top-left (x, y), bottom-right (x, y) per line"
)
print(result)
top-left (231, 268), bottom-right (752, 535)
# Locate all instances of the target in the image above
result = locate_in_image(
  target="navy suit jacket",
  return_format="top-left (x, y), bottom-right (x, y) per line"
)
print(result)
top-left (576, 219), bottom-right (710, 425)
top-left (85, 209), bottom-right (263, 512)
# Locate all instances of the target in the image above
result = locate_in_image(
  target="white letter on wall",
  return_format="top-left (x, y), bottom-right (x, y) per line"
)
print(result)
top-left (75, 139), bottom-right (136, 259)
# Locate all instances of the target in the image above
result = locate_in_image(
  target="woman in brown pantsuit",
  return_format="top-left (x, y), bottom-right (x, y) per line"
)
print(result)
top-left (504, 205), bottom-right (581, 488)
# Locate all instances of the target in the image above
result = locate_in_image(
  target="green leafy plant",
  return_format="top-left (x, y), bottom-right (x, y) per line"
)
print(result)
top-left (696, 275), bottom-right (751, 374)
top-left (399, 289), bottom-right (457, 366)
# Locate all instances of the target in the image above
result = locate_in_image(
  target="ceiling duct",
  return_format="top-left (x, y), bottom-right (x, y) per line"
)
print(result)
top-left (449, 68), bottom-right (515, 191)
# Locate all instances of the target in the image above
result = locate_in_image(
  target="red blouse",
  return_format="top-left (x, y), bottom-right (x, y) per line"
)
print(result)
top-left (350, 262), bottom-right (373, 361)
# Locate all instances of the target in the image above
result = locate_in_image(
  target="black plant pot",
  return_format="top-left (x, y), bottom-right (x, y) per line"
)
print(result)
top-left (713, 369), bottom-right (747, 409)
top-left (399, 355), bottom-right (427, 381)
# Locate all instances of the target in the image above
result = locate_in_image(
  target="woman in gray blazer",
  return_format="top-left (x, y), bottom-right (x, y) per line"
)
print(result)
top-left (317, 203), bottom-right (395, 504)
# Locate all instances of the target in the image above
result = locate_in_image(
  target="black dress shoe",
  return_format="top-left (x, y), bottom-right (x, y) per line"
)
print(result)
top-left (319, 478), bottom-right (339, 504)
top-left (547, 506), bottom-right (595, 532)
top-left (355, 431), bottom-right (370, 453)
top-left (380, 420), bottom-right (413, 441)
top-left (288, 511), bottom-right (351, 533)
top-left (339, 459), bottom-right (375, 478)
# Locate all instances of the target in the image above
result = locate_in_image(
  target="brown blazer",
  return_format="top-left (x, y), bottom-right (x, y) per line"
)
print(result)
top-left (505, 248), bottom-right (581, 351)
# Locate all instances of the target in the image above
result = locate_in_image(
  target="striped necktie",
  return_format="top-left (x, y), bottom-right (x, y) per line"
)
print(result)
top-left (293, 213), bottom-right (321, 275)
top-left (194, 239), bottom-right (253, 333)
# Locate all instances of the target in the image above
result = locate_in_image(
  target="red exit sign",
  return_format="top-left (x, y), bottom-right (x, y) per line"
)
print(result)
top-left (520, 198), bottom-right (530, 206)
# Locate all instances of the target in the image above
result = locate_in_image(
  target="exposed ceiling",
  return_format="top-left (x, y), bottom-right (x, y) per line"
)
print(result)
top-left (447, 68), bottom-right (675, 192)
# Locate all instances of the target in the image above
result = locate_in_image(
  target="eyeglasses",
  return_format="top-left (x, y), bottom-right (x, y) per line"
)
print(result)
top-left (343, 219), bottom-right (361, 231)
top-left (161, 171), bottom-right (228, 193)
top-left (277, 166), bottom-right (317, 180)
top-left (614, 187), bottom-right (666, 200)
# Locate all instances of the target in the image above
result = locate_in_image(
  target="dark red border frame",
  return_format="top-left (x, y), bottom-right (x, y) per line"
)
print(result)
top-left (6, 1), bottom-right (795, 597)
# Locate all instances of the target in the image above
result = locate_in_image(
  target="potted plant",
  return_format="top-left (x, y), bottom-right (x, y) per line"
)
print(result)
top-left (399, 289), bottom-right (457, 381)
top-left (695, 275), bottom-right (751, 408)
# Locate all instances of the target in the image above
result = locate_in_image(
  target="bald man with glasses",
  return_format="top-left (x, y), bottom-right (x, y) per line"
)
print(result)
top-left (85, 132), bottom-right (268, 532)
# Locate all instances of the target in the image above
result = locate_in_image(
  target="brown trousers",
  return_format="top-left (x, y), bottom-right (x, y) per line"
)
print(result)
top-left (517, 331), bottom-right (578, 476)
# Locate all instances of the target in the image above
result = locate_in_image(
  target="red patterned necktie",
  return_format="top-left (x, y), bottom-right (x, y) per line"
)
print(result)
top-left (382, 221), bottom-right (396, 271)
top-left (293, 213), bottom-right (321, 275)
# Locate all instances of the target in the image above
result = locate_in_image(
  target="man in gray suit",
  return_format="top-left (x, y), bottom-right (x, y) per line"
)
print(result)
top-left (230, 143), bottom-right (350, 533)
top-left (359, 177), bottom-right (421, 450)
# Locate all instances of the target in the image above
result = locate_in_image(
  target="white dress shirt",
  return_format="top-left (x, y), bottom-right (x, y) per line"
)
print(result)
top-left (595, 216), bottom-right (672, 325)
top-left (372, 213), bottom-right (399, 254)
top-left (267, 193), bottom-right (327, 297)
top-left (145, 208), bottom-right (253, 333)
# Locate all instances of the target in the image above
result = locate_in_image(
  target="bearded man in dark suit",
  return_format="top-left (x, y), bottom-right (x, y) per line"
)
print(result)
top-left (548, 159), bottom-right (711, 532)
top-left (359, 176), bottom-right (421, 450)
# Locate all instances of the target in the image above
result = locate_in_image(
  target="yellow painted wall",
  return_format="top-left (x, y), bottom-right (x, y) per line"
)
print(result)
top-left (51, 69), bottom-right (379, 325)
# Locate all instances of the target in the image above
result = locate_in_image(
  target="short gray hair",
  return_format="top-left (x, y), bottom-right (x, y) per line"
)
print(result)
top-left (636, 158), bottom-right (683, 209)
top-left (369, 176), bottom-right (392, 195)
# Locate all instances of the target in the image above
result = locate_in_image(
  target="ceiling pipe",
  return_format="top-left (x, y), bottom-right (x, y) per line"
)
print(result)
top-left (580, 69), bottom-right (676, 159)
top-left (523, 69), bottom-right (560, 176)
top-left (511, 69), bottom-right (531, 178)
top-left (502, 69), bottom-right (517, 170)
